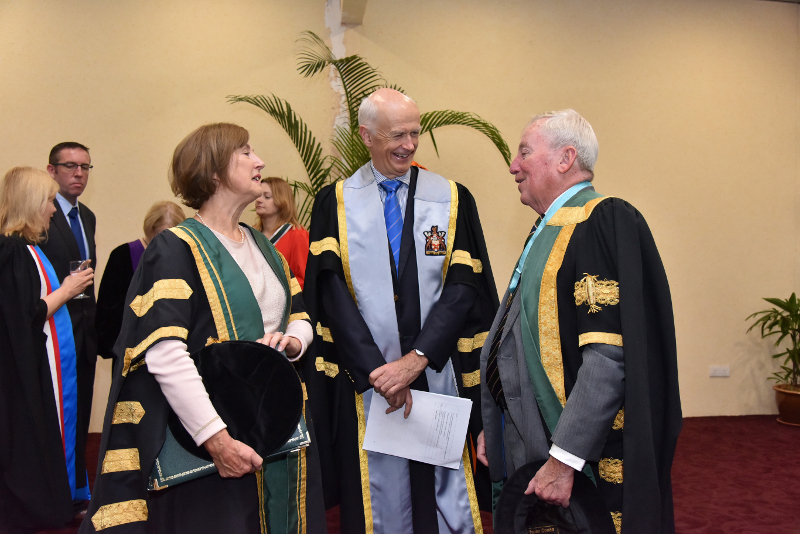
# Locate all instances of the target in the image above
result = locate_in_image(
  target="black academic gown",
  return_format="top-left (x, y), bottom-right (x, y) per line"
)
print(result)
top-left (303, 168), bottom-right (499, 533)
top-left (0, 236), bottom-right (74, 532)
top-left (95, 243), bottom-right (136, 360)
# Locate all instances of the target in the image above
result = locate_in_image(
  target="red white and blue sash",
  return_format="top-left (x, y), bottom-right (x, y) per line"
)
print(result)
top-left (27, 245), bottom-right (88, 500)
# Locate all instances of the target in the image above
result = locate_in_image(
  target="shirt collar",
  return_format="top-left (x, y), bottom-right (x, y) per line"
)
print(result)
top-left (56, 192), bottom-right (78, 214)
top-left (370, 161), bottom-right (411, 186)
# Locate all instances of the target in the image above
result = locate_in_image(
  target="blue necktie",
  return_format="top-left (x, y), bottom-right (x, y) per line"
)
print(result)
top-left (68, 206), bottom-right (88, 260)
top-left (379, 180), bottom-right (403, 274)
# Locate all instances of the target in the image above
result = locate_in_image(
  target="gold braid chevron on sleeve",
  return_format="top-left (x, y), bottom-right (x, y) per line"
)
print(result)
top-left (128, 279), bottom-right (193, 317)
top-left (316, 322), bottom-right (333, 343)
top-left (91, 500), bottom-right (148, 530)
top-left (450, 250), bottom-right (483, 273)
top-left (457, 331), bottom-right (489, 353)
top-left (613, 408), bottom-right (625, 430)
top-left (578, 332), bottom-right (623, 347)
top-left (101, 448), bottom-right (140, 474)
top-left (289, 312), bottom-right (310, 323)
top-left (122, 327), bottom-right (188, 376)
top-left (290, 277), bottom-right (302, 296)
top-left (574, 274), bottom-right (619, 313)
top-left (309, 237), bottom-right (341, 257)
top-left (315, 357), bottom-right (339, 378)
top-left (111, 402), bottom-right (145, 425)
top-left (599, 458), bottom-right (623, 484)
top-left (462, 370), bottom-right (480, 387)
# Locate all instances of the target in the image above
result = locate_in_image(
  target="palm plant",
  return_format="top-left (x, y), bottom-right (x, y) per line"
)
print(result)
top-left (228, 31), bottom-right (511, 227)
top-left (746, 293), bottom-right (800, 387)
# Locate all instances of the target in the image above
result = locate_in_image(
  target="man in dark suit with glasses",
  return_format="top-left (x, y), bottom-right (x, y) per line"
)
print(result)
top-left (40, 141), bottom-right (98, 512)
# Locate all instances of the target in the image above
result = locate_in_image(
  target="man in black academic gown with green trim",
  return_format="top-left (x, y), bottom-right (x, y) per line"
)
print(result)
top-left (476, 109), bottom-right (682, 533)
top-left (303, 88), bottom-right (499, 533)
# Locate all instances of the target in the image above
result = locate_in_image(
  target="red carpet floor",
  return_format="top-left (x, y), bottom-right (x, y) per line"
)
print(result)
top-left (36, 415), bottom-right (800, 533)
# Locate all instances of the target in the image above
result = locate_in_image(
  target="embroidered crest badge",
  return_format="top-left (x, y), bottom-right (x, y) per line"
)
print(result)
top-left (423, 225), bottom-right (447, 255)
top-left (574, 273), bottom-right (619, 313)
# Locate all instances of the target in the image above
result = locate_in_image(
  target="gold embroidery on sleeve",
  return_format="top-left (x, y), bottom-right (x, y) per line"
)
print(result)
top-left (316, 323), bottom-right (333, 343)
top-left (91, 500), bottom-right (148, 530)
top-left (122, 327), bottom-right (188, 376)
top-left (129, 279), bottom-right (193, 317)
top-left (112, 402), bottom-right (145, 424)
top-left (462, 370), bottom-right (480, 387)
top-left (309, 237), bottom-right (341, 257)
top-left (101, 448), bottom-right (141, 474)
top-left (599, 458), bottom-right (623, 484)
top-left (315, 357), bottom-right (339, 378)
top-left (610, 511), bottom-right (622, 534)
top-left (574, 274), bottom-right (619, 313)
top-left (450, 250), bottom-right (483, 273)
top-left (290, 277), bottom-right (302, 296)
top-left (289, 312), bottom-right (310, 323)
top-left (457, 331), bottom-right (489, 353)
top-left (578, 332), bottom-right (623, 347)
top-left (206, 337), bottom-right (221, 346)
top-left (613, 408), bottom-right (625, 430)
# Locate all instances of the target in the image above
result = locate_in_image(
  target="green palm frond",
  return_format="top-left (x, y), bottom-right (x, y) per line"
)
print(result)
top-left (330, 125), bottom-right (371, 179)
top-left (226, 93), bottom-right (333, 226)
top-left (421, 110), bottom-right (512, 166)
top-left (296, 31), bottom-right (385, 131)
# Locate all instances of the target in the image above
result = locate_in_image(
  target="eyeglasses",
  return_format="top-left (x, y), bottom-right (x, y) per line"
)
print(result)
top-left (54, 162), bottom-right (93, 172)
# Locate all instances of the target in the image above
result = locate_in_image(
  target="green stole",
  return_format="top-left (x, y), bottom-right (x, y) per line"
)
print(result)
top-left (518, 188), bottom-right (601, 483)
top-left (174, 219), bottom-right (305, 533)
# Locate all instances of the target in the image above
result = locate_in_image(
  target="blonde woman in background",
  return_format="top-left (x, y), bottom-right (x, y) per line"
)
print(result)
top-left (95, 201), bottom-right (185, 360)
top-left (254, 177), bottom-right (310, 288)
top-left (0, 167), bottom-right (94, 533)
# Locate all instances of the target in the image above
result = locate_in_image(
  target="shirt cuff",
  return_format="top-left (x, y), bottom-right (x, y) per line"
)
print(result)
top-left (284, 319), bottom-right (313, 361)
top-left (550, 444), bottom-right (586, 471)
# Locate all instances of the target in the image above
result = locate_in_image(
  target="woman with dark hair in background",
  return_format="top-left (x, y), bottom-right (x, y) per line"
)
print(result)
top-left (95, 200), bottom-right (185, 359)
top-left (82, 124), bottom-right (326, 533)
top-left (0, 166), bottom-right (94, 533)
top-left (253, 177), bottom-right (309, 288)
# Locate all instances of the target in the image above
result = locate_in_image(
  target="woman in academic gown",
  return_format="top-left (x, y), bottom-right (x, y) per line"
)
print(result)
top-left (0, 166), bottom-right (94, 533)
top-left (82, 123), bottom-right (327, 534)
top-left (95, 201), bottom-right (185, 359)
top-left (253, 177), bottom-right (309, 288)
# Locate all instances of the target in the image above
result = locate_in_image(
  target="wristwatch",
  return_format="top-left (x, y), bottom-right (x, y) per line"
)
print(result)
top-left (413, 348), bottom-right (425, 357)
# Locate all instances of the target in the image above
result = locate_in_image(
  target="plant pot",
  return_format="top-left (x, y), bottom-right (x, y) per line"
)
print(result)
top-left (774, 384), bottom-right (800, 426)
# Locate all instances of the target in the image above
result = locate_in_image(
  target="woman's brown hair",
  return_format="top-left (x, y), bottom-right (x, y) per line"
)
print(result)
top-left (0, 166), bottom-right (58, 243)
top-left (169, 123), bottom-right (249, 209)
top-left (253, 177), bottom-right (303, 232)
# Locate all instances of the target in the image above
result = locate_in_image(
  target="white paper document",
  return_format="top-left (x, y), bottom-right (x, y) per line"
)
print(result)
top-left (362, 390), bottom-right (473, 469)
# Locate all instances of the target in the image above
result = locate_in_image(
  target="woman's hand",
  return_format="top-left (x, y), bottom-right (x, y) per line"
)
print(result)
top-left (61, 267), bottom-right (94, 299)
top-left (258, 331), bottom-right (302, 358)
top-left (203, 429), bottom-right (263, 478)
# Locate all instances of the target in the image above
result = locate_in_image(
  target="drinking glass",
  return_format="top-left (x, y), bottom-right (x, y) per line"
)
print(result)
top-left (70, 260), bottom-right (90, 299)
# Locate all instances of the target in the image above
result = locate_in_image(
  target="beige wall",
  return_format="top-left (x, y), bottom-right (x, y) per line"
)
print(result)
top-left (1, 0), bottom-right (797, 430)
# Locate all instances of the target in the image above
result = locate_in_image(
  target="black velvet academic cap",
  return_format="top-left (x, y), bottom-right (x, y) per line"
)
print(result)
top-left (169, 340), bottom-right (303, 460)
top-left (494, 460), bottom-right (616, 534)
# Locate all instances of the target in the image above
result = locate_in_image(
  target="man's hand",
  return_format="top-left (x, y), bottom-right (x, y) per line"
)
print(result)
top-left (525, 455), bottom-right (575, 508)
top-left (384, 387), bottom-right (413, 418)
top-left (476, 431), bottom-right (488, 467)
top-left (369, 351), bottom-right (428, 398)
top-left (203, 429), bottom-right (263, 478)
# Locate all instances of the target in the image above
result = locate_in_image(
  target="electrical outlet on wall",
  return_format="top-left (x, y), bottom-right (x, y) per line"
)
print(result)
top-left (709, 365), bottom-right (730, 377)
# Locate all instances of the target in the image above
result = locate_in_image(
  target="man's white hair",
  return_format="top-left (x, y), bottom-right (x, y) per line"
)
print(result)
top-left (528, 109), bottom-right (598, 173)
top-left (358, 90), bottom-right (417, 130)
